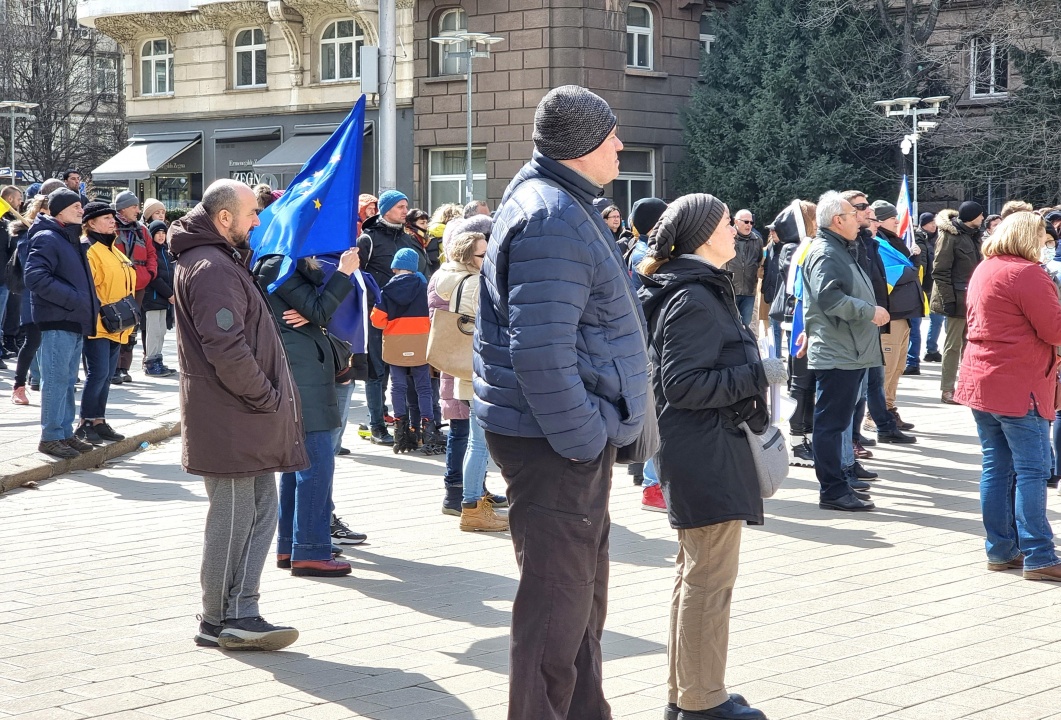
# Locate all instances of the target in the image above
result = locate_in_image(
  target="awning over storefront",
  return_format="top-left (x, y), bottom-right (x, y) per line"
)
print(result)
top-left (91, 132), bottom-right (201, 182)
top-left (253, 122), bottom-right (373, 175)
top-left (212, 126), bottom-right (281, 142)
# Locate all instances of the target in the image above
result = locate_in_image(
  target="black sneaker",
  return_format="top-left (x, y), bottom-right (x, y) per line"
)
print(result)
top-left (93, 422), bottom-right (125, 442)
top-left (217, 616), bottom-right (298, 651)
top-left (331, 514), bottom-right (367, 545)
top-left (63, 436), bottom-right (95, 454)
top-left (665, 695), bottom-right (749, 720)
top-left (924, 351), bottom-right (942, 362)
top-left (878, 428), bottom-right (917, 444)
top-left (120, 370), bottom-right (133, 383)
top-left (903, 366), bottom-right (920, 376)
top-left (855, 433), bottom-right (876, 447)
top-left (369, 426), bottom-right (394, 446)
top-left (790, 437), bottom-right (814, 467)
top-left (29, 381), bottom-right (40, 391)
top-left (38, 439), bottom-right (80, 459)
top-left (194, 615), bottom-right (223, 648)
top-left (75, 422), bottom-right (104, 446)
top-left (109, 373), bottom-right (124, 385)
top-left (337, 447), bottom-right (351, 456)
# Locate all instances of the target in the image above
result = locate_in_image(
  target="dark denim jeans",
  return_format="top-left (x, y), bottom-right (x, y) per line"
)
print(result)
top-left (39, 329), bottom-right (82, 441)
top-left (813, 368), bottom-right (864, 501)
top-left (390, 363), bottom-right (433, 419)
top-left (907, 316), bottom-right (922, 368)
top-left (331, 380), bottom-right (355, 454)
top-left (925, 313), bottom-right (944, 354)
top-left (277, 429), bottom-right (335, 561)
top-left (973, 409), bottom-right (1058, 571)
top-left (444, 418), bottom-right (470, 489)
top-left (734, 295), bottom-right (755, 326)
top-left (81, 337), bottom-right (119, 420)
top-left (365, 324), bottom-right (387, 430)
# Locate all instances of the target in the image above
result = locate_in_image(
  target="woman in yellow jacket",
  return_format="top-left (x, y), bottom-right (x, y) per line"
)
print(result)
top-left (76, 202), bottom-right (136, 445)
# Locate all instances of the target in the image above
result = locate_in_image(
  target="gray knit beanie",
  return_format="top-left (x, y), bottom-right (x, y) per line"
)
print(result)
top-left (113, 191), bottom-right (140, 213)
top-left (871, 200), bottom-right (898, 221)
top-left (533, 85), bottom-right (617, 161)
top-left (647, 194), bottom-right (727, 262)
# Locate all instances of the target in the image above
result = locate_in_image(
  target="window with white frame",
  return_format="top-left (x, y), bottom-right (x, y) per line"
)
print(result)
top-left (321, 19), bottom-right (363, 82)
top-left (626, 3), bottom-right (653, 70)
top-left (435, 8), bottom-right (468, 76)
top-left (95, 57), bottom-right (117, 97)
top-left (699, 12), bottom-right (715, 56)
top-left (610, 149), bottom-right (655, 219)
top-left (234, 28), bottom-right (267, 88)
top-left (141, 38), bottom-right (173, 95)
top-left (970, 35), bottom-right (1008, 97)
top-left (428, 148), bottom-right (486, 209)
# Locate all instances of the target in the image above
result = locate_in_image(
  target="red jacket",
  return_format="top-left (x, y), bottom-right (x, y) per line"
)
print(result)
top-left (115, 219), bottom-right (158, 291)
top-left (955, 255), bottom-right (1061, 420)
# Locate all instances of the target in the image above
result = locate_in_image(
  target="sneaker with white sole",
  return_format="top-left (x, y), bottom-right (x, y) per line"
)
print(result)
top-left (217, 616), bottom-right (298, 651)
top-left (194, 615), bottom-right (223, 648)
top-left (330, 514), bottom-right (367, 544)
top-left (642, 484), bottom-right (667, 512)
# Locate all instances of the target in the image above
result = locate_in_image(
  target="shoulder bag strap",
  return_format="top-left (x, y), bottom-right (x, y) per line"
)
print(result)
top-left (450, 273), bottom-right (472, 314)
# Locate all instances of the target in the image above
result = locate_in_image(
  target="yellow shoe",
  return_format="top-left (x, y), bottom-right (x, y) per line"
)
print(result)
top-left (459, 498), bottom-right (509, 532)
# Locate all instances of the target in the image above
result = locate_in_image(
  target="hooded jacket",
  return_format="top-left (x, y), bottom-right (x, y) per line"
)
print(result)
top-left (639, 256), bottom-right (766, 529)
top-left (170, 205), bottom-right (308, 478)
top-left (23, 214), bottom-right (99, 335)
top-left (802, 228), bottom-right (884, 370)
top-left (142, 238), bottom-right (175, 312)
top-left (722, 229), bottom-right (763, 296)
top-left (356, 215), bottom-right (427, 291)
top-left (931, 209), bottom-right (982, 318)
top-left (475, 151), bottom-right (649, 462)
top-left (371, 271), bottom-right (430, 338)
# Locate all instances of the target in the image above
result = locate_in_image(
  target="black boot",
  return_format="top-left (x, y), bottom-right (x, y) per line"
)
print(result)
top-left (392, 417), bottom-right (411, 454)
top-left (420, 418), bottom-right (445, 455)
top-left (442, 484), bottom-right (463, 516)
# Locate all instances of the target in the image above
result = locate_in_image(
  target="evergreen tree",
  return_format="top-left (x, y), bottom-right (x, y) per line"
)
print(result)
top-left (677, 0), bottom-right (909, 223)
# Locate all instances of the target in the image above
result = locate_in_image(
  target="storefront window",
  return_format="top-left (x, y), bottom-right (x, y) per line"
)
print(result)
top-left (155, 175), bottom-right (192, 210)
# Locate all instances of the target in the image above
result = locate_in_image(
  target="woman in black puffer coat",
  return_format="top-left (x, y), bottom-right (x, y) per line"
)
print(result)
top-left (637, 194), bottom-right (786, 720)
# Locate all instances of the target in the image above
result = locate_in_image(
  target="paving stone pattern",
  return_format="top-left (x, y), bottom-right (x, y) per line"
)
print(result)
top-left (3, 363), bottom-right (1061, 719)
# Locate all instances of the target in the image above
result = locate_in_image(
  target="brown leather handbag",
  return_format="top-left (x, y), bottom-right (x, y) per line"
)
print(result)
top-left (427, 275), bottom-right (475, 380)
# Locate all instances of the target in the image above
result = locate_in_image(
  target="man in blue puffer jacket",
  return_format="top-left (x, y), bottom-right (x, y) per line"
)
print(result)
top-left (475, 85), bottom-right (649, 720)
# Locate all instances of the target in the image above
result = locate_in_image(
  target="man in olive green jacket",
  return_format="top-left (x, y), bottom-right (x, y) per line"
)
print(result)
top-left (802, 191), bottom-right (890, 512)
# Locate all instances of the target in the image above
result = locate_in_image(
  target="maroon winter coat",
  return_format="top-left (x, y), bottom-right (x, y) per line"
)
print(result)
top-left (170, 205), bottom-right (308, 478)
top-left (955, 254), bottom-right (1061, 420)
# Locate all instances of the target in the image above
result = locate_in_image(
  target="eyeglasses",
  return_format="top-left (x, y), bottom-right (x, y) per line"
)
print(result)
top-left (837, 211), bottom-right (858, 218)
top-left (851, 202), bottom-right (870, 211)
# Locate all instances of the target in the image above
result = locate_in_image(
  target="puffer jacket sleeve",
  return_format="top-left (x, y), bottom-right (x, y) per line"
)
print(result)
top-left (804, 247), bottom-right (875, 324)
top-left (507, 219), bottom-right (605, 461)
top-left (24, 233), bottom-right (78, 310)
top-left (658, 289), bottom-right (766, 410)
top-left (932, 233), bottom-right (956, 308)
top-left (259, 256), bottom-right (352, 328)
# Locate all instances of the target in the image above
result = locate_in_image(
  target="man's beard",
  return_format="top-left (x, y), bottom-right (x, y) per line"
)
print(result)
top-left (227, 228), bottom-right (250, 249)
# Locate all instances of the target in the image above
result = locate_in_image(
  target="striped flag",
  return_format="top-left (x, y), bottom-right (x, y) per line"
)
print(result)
top-left (896, 175), bottom-right (915, 251)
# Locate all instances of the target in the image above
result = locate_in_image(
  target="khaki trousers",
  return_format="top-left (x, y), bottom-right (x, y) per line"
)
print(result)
top-left (667, 520), bottom-right (742, 712)
top-left (941, 317), bottom-right (967, 394)
top-left (880, 320), bottom-right (911, 410)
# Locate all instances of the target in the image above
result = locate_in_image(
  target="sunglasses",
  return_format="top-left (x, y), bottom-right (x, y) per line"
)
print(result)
top-left (851, 202), bottom-right (870, 211)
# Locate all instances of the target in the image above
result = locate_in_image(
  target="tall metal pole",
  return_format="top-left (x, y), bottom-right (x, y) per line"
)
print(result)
top-left (378, 0), bottom-right (397, 192)
top-left (465, 54), bottom-right (473, 203)
top-left (10, 107), bottom-right (15, 185)
top-left (911, 111), bottom-right (919, 219)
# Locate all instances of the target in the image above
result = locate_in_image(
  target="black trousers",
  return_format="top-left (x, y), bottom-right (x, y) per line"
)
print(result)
top-left (812, 368), bottom-right (865, 501)
top-left (788, 352), bottom-right (816, 436)
top-left (485, 432), bottom-right (615, 720)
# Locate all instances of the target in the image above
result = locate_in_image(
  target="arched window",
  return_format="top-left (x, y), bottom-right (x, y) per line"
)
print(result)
top-left (234, 28), bottom-right (267, 88)
top-left (321, 19), bottom-right (364, 82)
top-left (141, 38), bottom-right (173, 95)
top-left (434, 8), bottom-right (468, 76)
top-left (626, 3), bottom-right (653, 70)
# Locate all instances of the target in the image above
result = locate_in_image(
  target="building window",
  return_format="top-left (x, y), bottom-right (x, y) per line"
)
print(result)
top-left (434, 8), bottom-right (468, 76)
top-left (141, 38), bottom-right (173, 95)
top-left (321, 19), bottom-right (363, 82)
top-left (428, 148), bottom-right (486, 209)
top-left (95, 57), bottom-right (117, 98)
top-left (970, 35), bottom-right (1008, 97)
top-left (699, 12), bottom-right (715, 56)
top-left (234, 28), bottom-right (267, 88)
top-left (626, 3), bottom-right (653, 70)
top-left (610, 149), bottom-right (654, 218)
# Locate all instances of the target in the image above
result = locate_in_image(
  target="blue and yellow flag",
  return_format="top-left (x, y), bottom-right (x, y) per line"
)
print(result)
top-left (250, 95), bottom-right (366, 292)
top-left (876, 236), bottom-right (913, 293)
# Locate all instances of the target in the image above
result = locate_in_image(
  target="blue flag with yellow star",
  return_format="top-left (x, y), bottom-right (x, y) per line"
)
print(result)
top-left (250, 95), bottom-right (366, 292)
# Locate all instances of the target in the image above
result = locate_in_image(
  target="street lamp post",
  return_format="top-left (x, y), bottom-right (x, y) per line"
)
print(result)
top-left (0, 101), bottom-right (39, 186)
top-left (429, 32), bottom-right (504, 204)
top-left (873, 96), bottom-right (949, 218)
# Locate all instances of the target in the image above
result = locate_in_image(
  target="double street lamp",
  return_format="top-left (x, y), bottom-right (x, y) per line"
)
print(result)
top-left (874, 96), bottom-right (949, 218)
top-left (429, 31), bottom-right (504, 203)
top-left (0, 101), bottom-right (39, 185)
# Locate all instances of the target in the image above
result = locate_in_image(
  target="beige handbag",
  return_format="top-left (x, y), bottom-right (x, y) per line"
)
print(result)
top-left (427, 275), bottom-right (475, 380)
top-left (383, 332), bottom-right (429, 367)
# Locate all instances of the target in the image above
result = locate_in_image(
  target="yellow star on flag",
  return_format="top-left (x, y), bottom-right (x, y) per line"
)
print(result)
top-left (314, 198), bottom-right (322, 210)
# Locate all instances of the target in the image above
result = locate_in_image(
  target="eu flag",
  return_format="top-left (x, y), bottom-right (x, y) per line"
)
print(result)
top-left (250, 95), bottom-right (366, 292)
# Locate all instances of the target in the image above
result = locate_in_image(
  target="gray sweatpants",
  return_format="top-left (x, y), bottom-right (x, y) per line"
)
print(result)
top-left (200, 474), bottom-right (277, 626)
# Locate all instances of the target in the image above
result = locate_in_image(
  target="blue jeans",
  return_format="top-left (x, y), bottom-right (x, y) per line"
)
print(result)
top-left (973, 409), bottom-right (1058, 571)
top-left (331, 380), bottom-right (355, 454)
top-left (444, 418), bottom-right (469, 489)
top-left (771, 321), bottom-right (783, 358)
top-left (39, 330), bottom-right (83, 441)
top-left (81, 338), bottom-right (119, 420)
top-left (813, 369), bottom-right (864, 500)
top-left (278, 429), bottom-right (335, 561)
top-left (925, 313), bottom-right (944, 354)
top-left (462, 404), bottom-right (491, 504)
top-left (734, 295), bottom-right (755, 326)
top-left (365, 324), bottom-right (386, 430)
top-left (907, 316), bottom-right (922, 368)
top-left (865, 365), bottom-right (897, 434)
top-left (642, 458), bottom-right (659, 488)
top-left (390, 363), bottom-right (433, 419)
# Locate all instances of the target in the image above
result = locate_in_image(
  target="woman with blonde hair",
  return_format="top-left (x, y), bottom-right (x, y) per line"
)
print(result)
top-left (956, 212), bottom-right (1061, 581)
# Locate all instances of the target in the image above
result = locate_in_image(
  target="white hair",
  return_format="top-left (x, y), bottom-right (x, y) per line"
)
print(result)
top-left (816, 191), bottom-right (845, 230)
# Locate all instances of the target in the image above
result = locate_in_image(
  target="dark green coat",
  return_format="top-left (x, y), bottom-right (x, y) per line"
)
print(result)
top-left (252, 255), bottom-right (353, 433)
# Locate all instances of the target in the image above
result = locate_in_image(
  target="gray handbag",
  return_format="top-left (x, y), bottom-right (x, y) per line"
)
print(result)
top-left (738, 421), bottom-right (789, 498)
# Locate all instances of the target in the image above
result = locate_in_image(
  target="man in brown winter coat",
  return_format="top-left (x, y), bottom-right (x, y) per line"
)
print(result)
top-left (170, 179), bottom-right (308, 651)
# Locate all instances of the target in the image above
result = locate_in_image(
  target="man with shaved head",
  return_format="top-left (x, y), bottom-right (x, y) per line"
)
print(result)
top-left (170, 180), bottom-right (306, 651)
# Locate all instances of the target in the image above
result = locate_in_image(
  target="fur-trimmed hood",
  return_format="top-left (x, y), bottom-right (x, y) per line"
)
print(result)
top-left (935, 208), bottom-right (965, 238)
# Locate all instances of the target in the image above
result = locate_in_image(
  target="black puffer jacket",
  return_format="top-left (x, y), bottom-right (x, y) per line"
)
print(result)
top-left (252, 255), bottom-right (353, 434)
top-left (855, 227), bottom-right (890, 334)
top-left (639, 256), bottom-right (767, 530)
top-left (356, 215), bottom-right (427, 290)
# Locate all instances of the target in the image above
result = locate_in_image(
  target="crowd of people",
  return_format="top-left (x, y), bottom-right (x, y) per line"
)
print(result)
top-left (5, 83), bottom-right (1061, 720)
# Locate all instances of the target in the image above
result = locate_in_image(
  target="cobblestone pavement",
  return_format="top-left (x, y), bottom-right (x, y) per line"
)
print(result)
top-left (4, 363), bottom-right (1061, 720)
